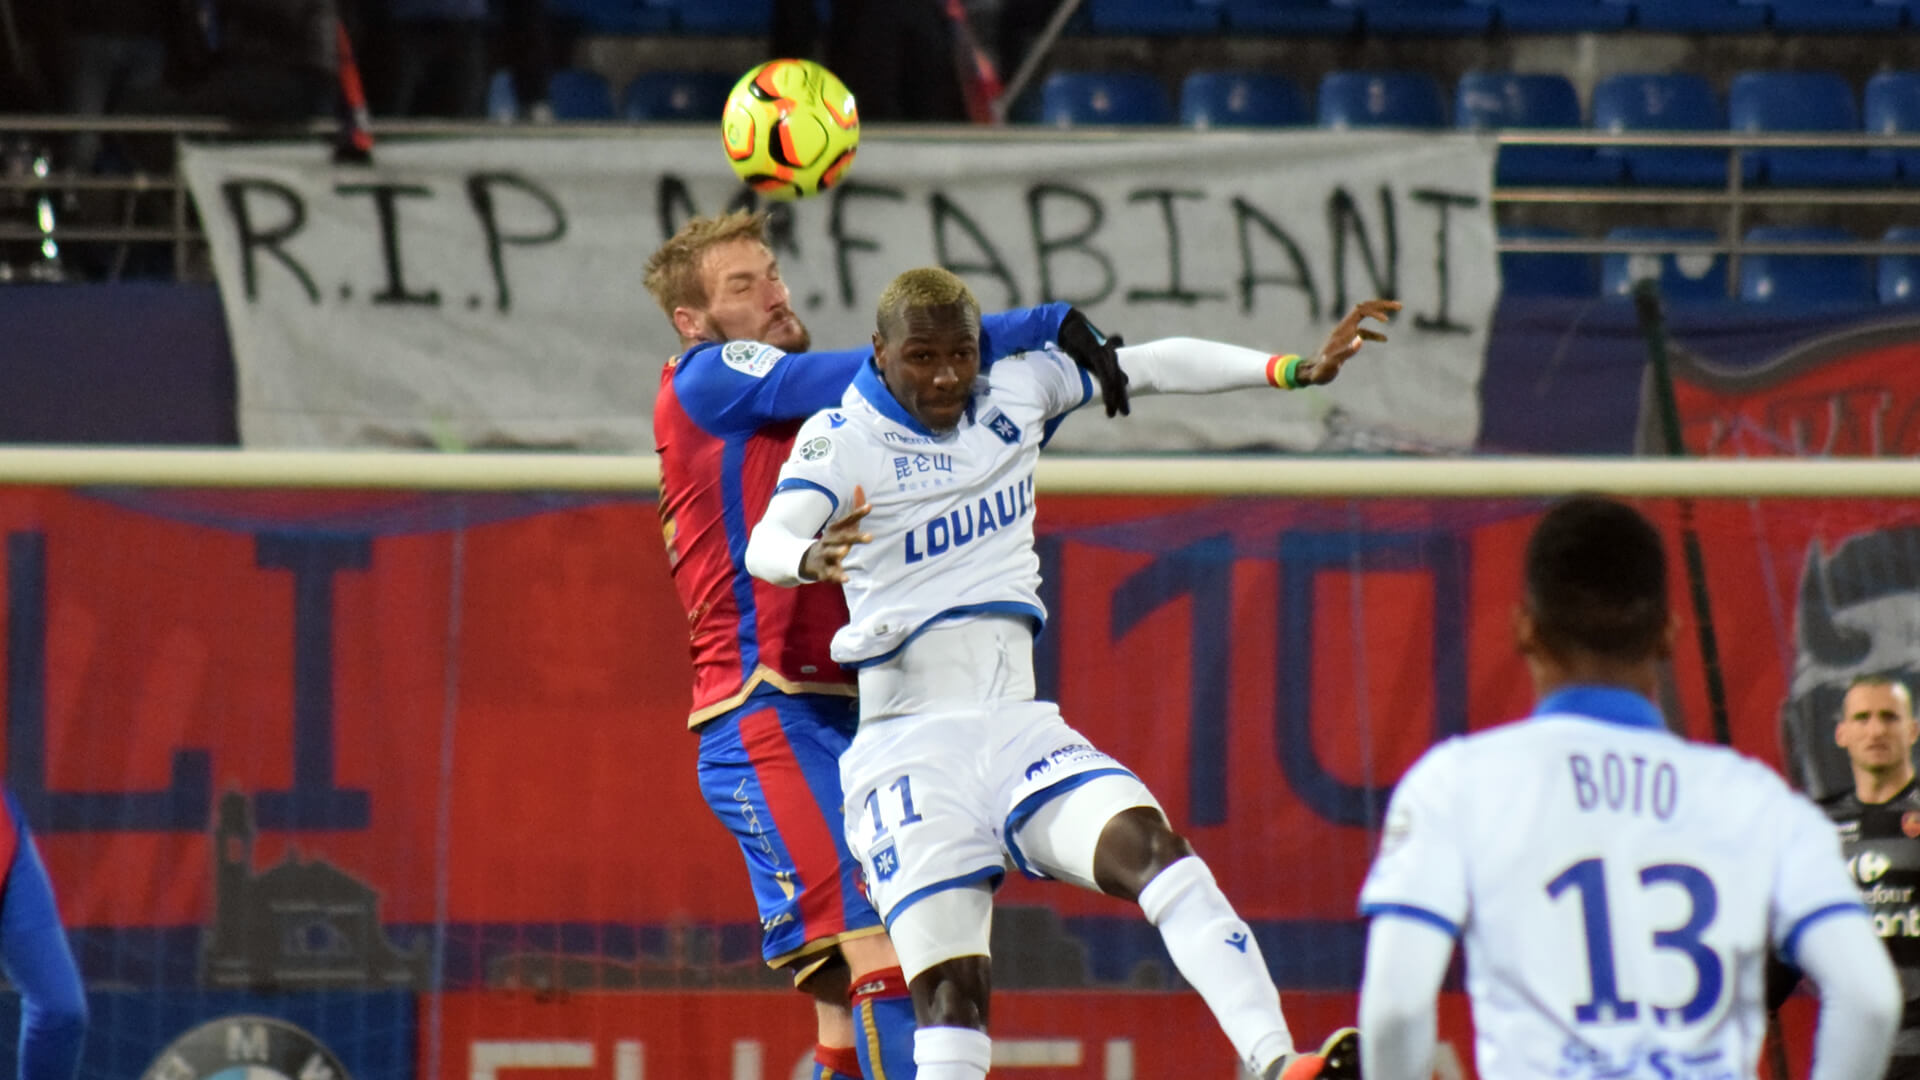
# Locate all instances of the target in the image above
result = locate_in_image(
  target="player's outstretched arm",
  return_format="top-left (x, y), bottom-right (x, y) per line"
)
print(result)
top-left (678, 304), bottom-right (1075, 434)
top-left (1794, 913), bottom-right (1900, 1080)
top-left (1113, 300), bottom-right (1400, 401)
top-left (1357, 914), bottom-right (1451, 1080)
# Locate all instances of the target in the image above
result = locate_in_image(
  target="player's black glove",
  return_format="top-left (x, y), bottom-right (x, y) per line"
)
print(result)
top-left (1057, 308), bottom-right (1130, 418)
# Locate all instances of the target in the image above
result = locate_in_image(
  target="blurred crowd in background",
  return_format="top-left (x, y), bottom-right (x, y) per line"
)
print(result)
top-left (0, 0), bottom-right (1022, 279)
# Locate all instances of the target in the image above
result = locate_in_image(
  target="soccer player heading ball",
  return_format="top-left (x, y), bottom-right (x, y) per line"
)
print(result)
top-left (747, 265), bottom-right (1396, 1079)
top-left (723, 59), bottom-right (860, 200)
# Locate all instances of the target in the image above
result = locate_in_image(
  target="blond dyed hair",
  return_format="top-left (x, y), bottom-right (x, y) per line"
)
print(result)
top-left (875, 267), bottom-right (982, 338)
top-left (642, 210), bottom-right (771, 318)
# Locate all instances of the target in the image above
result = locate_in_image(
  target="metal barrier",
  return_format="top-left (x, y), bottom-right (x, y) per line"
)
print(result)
top-left (4, 116), bottom-right (1920, 291)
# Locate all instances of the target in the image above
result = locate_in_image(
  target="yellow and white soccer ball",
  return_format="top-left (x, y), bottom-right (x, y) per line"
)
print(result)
top-left (721, 59), bottom-right (860, 201)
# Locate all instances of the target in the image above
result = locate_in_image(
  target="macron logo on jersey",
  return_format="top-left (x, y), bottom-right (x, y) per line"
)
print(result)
top-left (903, 473), bottom-right (1035, 565)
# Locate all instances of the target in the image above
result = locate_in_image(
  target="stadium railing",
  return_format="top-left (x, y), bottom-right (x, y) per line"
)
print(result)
top-left (2, 446), bottom-right (1918, 496)
top-left (6, 116), bottom-right (1920, 293)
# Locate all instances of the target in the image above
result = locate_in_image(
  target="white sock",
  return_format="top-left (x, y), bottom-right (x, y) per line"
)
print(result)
top-left (915, 1025), bottom-right (993, 1080)
top-left (1138, 856), bottom-right (1294, 1072)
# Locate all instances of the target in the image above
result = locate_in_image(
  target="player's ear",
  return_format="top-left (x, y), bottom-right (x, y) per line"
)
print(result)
top-left (1511, 603), bottom-right (1537, 657)
top-left (1655, 612), bottom-right (1680, 661)
top-left (671, 306), bottom-right (704, 342)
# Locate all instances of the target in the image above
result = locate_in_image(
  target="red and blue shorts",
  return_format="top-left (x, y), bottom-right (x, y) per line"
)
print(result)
top-left (696, 690), bottom-right (883, 975)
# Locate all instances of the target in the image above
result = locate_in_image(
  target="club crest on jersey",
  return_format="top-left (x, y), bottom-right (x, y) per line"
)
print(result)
top-left (720, 340), bottom-right (783, 378)
top-left (871, 839), bottom-right (900, 882)
top-left (983, 409), bottom-right (1021, 444)
top-left (799, 436), bottom-right (834, 462)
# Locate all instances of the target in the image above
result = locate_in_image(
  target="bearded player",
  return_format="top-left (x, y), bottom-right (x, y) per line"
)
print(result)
top-left (644, 212), bottom-right (1122, 1080)
top-left (744, 266), bottom-right (1396, 1079)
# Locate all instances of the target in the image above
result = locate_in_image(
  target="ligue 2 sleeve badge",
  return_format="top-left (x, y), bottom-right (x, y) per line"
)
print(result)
top-left (142, 1016), bottom-right (351, 1080)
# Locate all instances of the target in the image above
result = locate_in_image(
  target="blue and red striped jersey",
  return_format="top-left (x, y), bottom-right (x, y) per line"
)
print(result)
top-left (655, 304), bottom-right (1070, 727)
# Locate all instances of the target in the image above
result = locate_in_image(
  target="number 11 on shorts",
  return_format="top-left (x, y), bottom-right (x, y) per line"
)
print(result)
top-left (865, 775), bottom-right (925, 836)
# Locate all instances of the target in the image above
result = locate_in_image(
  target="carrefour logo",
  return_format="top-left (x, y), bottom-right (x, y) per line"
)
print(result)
top-left (1852, 849), bottom-right (1893, 884)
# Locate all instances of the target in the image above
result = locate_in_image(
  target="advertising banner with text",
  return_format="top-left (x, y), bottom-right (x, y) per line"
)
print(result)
top-left (180, 131), bottom-right (1496, 454)
top-left (9, 485), bottom-right (1901, 967)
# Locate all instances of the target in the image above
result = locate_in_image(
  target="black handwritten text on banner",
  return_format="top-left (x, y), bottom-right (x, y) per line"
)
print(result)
top-left (182, 131), bottom-right (1497, 451)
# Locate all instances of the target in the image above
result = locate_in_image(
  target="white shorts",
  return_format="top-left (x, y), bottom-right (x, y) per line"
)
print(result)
top-left (839, 698), bottom-right (1157, 928)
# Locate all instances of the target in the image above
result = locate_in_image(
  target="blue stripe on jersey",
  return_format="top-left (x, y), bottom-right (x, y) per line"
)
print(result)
top-left (1531, 686), bottom-right (1667, 730)
top-left (845, 601), bottom-right (1045, 670)
top-left (853, 362), bottom-right (936, 437)
top-left (1360, 901), bottom-right (1463, 939)
top-left (1003, 766), bottom-right (1136, 878)
top-left (775, 477), bottom-right (840, 515)
top-left (720, 438), bottom-right (761, 675)
top-left (881, 865), bottom-right (1005, 929)
top-left (1780, 901), bottom-right (1869, 966)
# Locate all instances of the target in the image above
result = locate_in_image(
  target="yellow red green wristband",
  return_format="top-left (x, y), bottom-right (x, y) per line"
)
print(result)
top-left (1266, 353), bottom-right (1304, 390)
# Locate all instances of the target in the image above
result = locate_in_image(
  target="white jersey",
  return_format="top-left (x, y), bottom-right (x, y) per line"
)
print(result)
top-left (1360, 686), bottom-right (1867, 1080)
top-left (771, 347), bottom-right (1093, 666)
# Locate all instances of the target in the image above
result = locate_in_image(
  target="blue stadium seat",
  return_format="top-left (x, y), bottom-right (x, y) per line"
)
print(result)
top-left (1317, 71), bottom-right (1445, 128)
top-left (674, 0), bottom-right (772, 33)
top-left (1087, 0), bottom-right (1222, 32)
top-left (623, 71), bottom-right (734, 122)
top-left (1041, 72), bottom-right (1174, 126)
top-left (1181, 72), bottom-right (1310, 128)
top-left (1468, 0), bottom-right (1631, 30)
top-left (1455, 72), bottom-right (1621, 185)
top-left (1592, 73), bottom-right (1729, 187)
top-left (1878, 226), bottom-right (1920, 303)
top-left (1740, 0), bottom-right (1903, 29)
top-left (1602, 227), bottom-right (1727, 302)
top-left (547, 0), bottom-right (674, 32)
top-left (547, 68), bottom-right (615, 120)
top-left (1499, 228), bottom-right (1599, 298)
top-left (1221, 0), bottom-right (1360, 32)
top-left (1730, 71), bottom-right (1899, 187)
top-left (1866, 71), bottom-right (1920, 180)
top-left (1739, 225), bottom-right (1874, 305)
top-left (1331, 0), bottom-right (1494, 32)
top-left (486, 69), bottom-right (520, 123)
top-left (1617, 0), bottom-right (1769, 29)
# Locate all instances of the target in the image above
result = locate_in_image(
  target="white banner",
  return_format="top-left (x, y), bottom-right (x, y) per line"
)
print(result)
top-left (181, 130), bottom-right (1498, 452)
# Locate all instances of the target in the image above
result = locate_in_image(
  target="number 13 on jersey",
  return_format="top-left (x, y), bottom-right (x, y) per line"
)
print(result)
top-left (1548, 856), bottom-right (1724, 1026)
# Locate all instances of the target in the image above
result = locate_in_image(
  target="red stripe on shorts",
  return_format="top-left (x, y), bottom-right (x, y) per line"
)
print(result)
top-left (738, 706), bottom-right (849, 943)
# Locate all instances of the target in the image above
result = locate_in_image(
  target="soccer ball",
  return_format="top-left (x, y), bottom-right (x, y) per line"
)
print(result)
top-left (721, 59), bottom-right (860, 201)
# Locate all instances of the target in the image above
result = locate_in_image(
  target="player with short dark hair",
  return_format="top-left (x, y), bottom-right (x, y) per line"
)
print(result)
top-left (645, 213), bottom-right (1119, 1080)
top-left (1358, 495), bottom-right (1900, 1079)
top-left (745, 266), bottom-right (1396, 1080)
top-left (1814, 673), bottom-right (1920, 1079)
